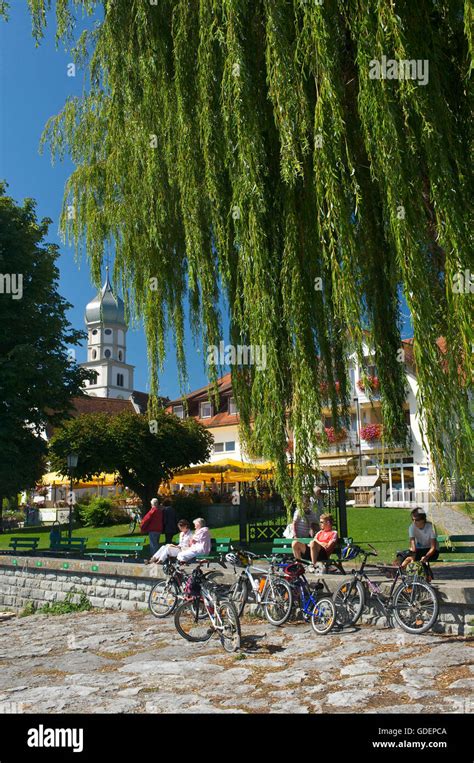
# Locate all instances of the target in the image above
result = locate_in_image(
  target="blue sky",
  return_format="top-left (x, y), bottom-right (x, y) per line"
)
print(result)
top-left (0, 2), bottom-right (215, 399)
top-left (0, 3), bottom-right (412, 401)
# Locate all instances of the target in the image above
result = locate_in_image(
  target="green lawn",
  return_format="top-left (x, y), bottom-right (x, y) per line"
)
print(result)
top-left (0, 507), bottom-right (469, 564)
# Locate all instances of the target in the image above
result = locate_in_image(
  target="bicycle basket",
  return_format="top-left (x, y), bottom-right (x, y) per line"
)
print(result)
top-left (282, 561), bottom-right (305, 581)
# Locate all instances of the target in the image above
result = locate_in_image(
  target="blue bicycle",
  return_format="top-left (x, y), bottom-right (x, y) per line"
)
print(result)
top-left (278, 560), bottom-right (336, 635)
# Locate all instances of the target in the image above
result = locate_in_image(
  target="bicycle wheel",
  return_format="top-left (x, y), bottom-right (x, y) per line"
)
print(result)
top-left (311, 597), bottom-right (336, 635)
top-left (393, 580), bottom-right (439, 634)
top-left (227, 577), bottom-right (249, 617)
top-left (148, 579), bottom-right (179, 618)
top-left (333, 579), bottom-right (365, 626)
top-left (174, 599), bottom-right (213, 642)
top-left (216, 599), bottom-right (241, 653)
top-left (264, 579), bottom-right (293, 626)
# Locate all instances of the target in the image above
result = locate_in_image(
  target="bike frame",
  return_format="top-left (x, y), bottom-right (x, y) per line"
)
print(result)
top-left (286, 574), bottom-right (322, 619)
top-left (186, 580), bottom-right (229, 635)
top-left (348, 554), bottom-right (428, 614)
top-left (238, 560), bottom-right (287, 606)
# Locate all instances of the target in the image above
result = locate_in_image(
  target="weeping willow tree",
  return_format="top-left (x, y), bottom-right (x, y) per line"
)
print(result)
top-left (16, 0), bottom-right (474, 500)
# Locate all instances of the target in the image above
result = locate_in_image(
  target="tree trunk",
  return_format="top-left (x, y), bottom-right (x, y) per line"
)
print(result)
top-left (0, 495), bottom-right (4, 534)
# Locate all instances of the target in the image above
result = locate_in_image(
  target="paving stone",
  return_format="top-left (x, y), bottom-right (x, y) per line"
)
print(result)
top-left (260, 669), bottom-right (309, 686)
top-left (340, 659), bottom-right (385, 676)
top-left (0, 608), bottom-right (470, 714)
top-left (367, 703), bottom-right (426, 714)
top-left (448, 678), bottom-right (474, 690)
top-left (324, 689), bottom-right (374, 707)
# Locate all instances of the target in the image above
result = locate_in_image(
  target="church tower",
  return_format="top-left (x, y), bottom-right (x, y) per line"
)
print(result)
top-left (81, 268), bottom-right (135, 399)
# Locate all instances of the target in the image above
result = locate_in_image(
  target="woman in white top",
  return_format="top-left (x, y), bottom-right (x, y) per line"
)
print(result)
top-left (147, 519), bottom-right (192, 564)
top-left (177, 518), bottom-right (212, 562)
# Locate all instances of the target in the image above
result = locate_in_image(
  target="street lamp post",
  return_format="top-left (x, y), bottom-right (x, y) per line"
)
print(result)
top-left (66, 453), bottom-right (79, 543)
top-left (353, 397), bottom-right (363, 476)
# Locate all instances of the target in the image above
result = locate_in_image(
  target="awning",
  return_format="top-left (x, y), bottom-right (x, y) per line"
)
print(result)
top-left (174, 458), bottom-right (273, 476)
top-left (317, 457), bottom-right (358, 468)
top-left (40, 472), bottom-right (118, 488)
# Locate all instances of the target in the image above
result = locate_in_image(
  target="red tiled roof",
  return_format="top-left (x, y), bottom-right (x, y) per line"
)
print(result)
top-left (194, 412), bottom-right (240, 428)
top-left (167, 373), bottom-right (232, 407)
top-left (69, 396), bottom-right (133, 416)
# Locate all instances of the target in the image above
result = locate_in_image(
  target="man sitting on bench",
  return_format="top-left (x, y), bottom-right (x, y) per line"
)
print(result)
top-left (396, 508), bottom-right (439, 581)
top-left (293, 513), bottom-right (338, 569)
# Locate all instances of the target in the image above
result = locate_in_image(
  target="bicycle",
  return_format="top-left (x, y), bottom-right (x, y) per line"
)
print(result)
top-left (148, 558), bottom-right (220, 618)
top-left (128, 509), bottom-right (141, 534)
top-left (333, 544), bottom-right (439, 634)
top-left (174, 563), bottom-right (241, 652)
top-left (277, 559), bottom-right (336, 635)
top-left (224, 548), bottom-right (293, 626)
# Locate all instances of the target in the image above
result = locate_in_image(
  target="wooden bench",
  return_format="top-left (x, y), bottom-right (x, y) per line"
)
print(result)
top-left (435, 535), bottom-right (474, 563)
top-left (49, 537), bottom-right (88, 556)
top-left (85, 537), bottom-right (146, 561)
top-left (196, 537), bottom-right (232, 562)
top-left (270, 537), bottom-right (347, 574)
top-left (9, 537), bottom-right (40, 554)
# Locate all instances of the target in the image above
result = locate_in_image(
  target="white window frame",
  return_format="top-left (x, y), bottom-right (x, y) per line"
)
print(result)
top-left (214, 442), bottom-right (224, 453)
top-left (228, 397), bottom-right (238, 415)
top-left (225, 441), bottom-right (236, 452)
top-left (200, 401), bottom-right (212, 419)
top-left (173, 405), bottom-right (184, 419)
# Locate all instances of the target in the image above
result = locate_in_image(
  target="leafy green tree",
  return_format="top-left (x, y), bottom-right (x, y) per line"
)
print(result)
top-left (49, 409), bottom-right (213, 507)
top-left (19, 1), bottom-right (474, 497)
top-left (0, 184), bottom-right (91, 523)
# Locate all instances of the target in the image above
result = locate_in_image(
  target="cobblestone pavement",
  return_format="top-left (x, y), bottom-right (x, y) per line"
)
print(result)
top-left (0, 609), bottom-right (472, 714)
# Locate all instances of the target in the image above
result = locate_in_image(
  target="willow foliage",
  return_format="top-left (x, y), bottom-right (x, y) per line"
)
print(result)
top-left (24, 0), bottom-right (473, 499)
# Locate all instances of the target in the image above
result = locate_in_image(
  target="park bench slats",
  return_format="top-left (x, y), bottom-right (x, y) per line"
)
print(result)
top-left (85, 537), bottom-right (146, 561)
top-left (196, 537), bottom-right (232, 561)
top-left (271, 537), bottom-right (346, 573)
top-left (9, 537), bottom-right (40, 554)
top-left (48, 537), bottom-right (88, 556)
top-left (436, 534), bottom-right (474, 562)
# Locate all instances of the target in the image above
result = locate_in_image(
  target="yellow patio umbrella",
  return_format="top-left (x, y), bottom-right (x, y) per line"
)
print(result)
top-left (169, 473), bottom-right (211, 485)
top-left (41, 471), bottom-right (118, 488)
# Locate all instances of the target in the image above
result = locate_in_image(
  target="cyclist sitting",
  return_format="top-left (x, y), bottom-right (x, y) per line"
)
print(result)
top-left (396, 508), bottom-right (439, 580)
top-left (293, 513), bottom-right (338, 567)
top-left (146, 519), bottom-right (192, 565)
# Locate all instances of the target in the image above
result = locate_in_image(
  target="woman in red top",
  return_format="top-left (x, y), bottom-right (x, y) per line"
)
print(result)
top-left (309, 514), bottom-right (338, 565)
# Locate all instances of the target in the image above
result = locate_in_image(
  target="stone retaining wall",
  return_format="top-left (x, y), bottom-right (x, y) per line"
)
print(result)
top-left (0, 556), bottom-right (471, 635)
top-left (0, 557), bottom-right (156, 613)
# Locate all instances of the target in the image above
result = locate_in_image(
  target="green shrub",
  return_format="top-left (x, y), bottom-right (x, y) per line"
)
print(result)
top-left (79, 497), bottom-right (116, 527)
top-left (77, 492), bottom-right (95, 506)
top-left (19, 601), bottom-right (37, 617)
top-left (39, 590), bottom-right (92, 615)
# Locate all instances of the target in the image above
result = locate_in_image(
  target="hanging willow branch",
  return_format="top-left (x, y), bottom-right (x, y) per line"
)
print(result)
top-left (24, 0), bottom-right (473, 500)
